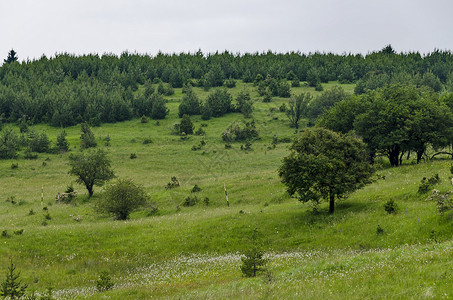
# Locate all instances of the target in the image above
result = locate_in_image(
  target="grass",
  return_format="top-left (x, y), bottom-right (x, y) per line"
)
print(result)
top-left (0, 81), bottom-right (452, 298)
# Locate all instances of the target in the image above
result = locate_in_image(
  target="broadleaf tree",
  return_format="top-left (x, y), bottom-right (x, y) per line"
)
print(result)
top-left (279, 127), bottom-right (374, 213)
top-left (68, 149), bottom-right (115, 197)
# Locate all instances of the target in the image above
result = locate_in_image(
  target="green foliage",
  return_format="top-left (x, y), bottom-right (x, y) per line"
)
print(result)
top-left (279, 127), bottom-right (374, 213)
top-left (285, 93), bottom-right (311, 129)
top-left (56, 130), bottom-right (69, 152)
top-left (179, 114), bottom-right (194, 135)
top-left (384, 199), bottom-right (399, 214)
top-left (240, 229), bottom-right (267, 277)
top-left (0, 128), bottom-right (20, 159)
top-left (426, 190), bottom-right (453, 215)
top-left (191, 184), bottom-right (202, 193)
top-left (96, 178), bottom-right (149, 220)
top-left (182, 196), bottom-right (198, 207)
top-left (222, 120), bottom-right (259, 142)
top-left (28, 130), bottom-right (51, 153)
top-left (418, 174), bottom-right (441, 194)
top-left (165, 176), bottom-right (180, 189)
top-left (308, 86), bottom-right (349, 120)
top-left (68, 149), bottom-right (115, 197)
top-left (4, 49), bottom-right (18, 64)
top-left (178, 90), bottom-right (202, 117)
top-left (140, 115), bottom-right (149, 123)
top-left (150, 94), bottom-right (169, 119)
top-left (80, 122), bottom-right (97, 149)
top-left (205, 89), bottom-right (234, 118)
top-left (0, 260), bottom-right (27, 299)
top-left (235, 91), bottom-right (253, 118)
top-left (223, 78), bottom-right (236, 88)
top-left (96, 271), bottom-right (114, 292)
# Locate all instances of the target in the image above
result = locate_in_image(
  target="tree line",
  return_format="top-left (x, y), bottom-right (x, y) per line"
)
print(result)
top-left (1, 46), bottom-right (453, 126)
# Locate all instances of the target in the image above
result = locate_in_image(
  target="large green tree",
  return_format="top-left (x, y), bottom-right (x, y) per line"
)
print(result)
top-left (279, 128), bottom-right (374, 213)
top-left (68, 149), bottom-right (115, 197)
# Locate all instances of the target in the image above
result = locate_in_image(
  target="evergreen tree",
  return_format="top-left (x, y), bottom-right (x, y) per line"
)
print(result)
top-left (0, 260), bottom-right (27, 299)
top-left (80, 122), bottom-right (97, 149)
top-left (56, 130), bottom-right (70, 152)
top-left (179, 114), bottom-right (194, 135)
top-left (4, 49), bottom-right (18, 64)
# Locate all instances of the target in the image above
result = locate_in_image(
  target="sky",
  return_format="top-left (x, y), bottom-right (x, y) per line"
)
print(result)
top-left (1, 0), bottom-right (453, 61)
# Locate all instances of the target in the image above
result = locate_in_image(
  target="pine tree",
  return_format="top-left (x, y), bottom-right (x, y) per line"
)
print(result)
top-left (0, 260), bottom-right (27, 299)
top-left (4, 49), bottom-right (18, 64)
top-left (80, 122), bottom-right (97, 149)
top-left (56, 130), bottom-right (70, 152)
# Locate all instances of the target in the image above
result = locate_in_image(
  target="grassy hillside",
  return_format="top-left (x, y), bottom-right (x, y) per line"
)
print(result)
top-left (1, 81), bottom-right (452, 299)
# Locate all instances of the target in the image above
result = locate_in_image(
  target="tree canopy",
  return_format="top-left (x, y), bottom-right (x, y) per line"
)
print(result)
top-left (279, 128), bottom-right (374, 213)
top-left (68, 149), bottom-right (115, 197)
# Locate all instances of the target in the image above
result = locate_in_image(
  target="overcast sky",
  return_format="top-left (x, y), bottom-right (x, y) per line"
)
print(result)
top-left (1, 0), bottom-right (452, 61)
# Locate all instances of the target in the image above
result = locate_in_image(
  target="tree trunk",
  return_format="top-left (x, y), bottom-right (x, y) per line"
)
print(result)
top-left (86, 184), bottom-right (94, 197)
top-left (329, 193), bottom-right (335, 214)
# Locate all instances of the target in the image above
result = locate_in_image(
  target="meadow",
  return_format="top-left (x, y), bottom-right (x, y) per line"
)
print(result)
top-left (1, 81), bottom-right (452, 299)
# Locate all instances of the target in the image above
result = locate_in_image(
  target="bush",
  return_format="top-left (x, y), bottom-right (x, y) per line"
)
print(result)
top-left (384, 199), bottom-right (399, 214)
top-left (191, 184), bottom-right (202, 193)
top-left (56, 130), bottom-right (69, 153)
top-left (178, 90), bottom-right (202, 117)
top-left (140, 115), bottom-right (149, 123)
top-left (96, 179), bottom-right (149, 220)
top-left (179, 114), bottom-right (194, 135)
top-left (240, 229), bottom-right (267, 277)
top-left (96, 271), bottom-right (114, 292)
top-left (80, 122), bottom-right (97, 149)
top-left (426, 189), bottom-right (453, 215)
top-left (28, 130), bottom-right (51, 153)
top-left (418, 174), bottom-right (441, 194)
top-left (165, 176), bottom-right (180, 189)
top-left (222, 120), bottom-right (259, 142)
top-left (182, 196), bottom-right (198, 207)
top-left (223, 78), bottom-right (236, 88)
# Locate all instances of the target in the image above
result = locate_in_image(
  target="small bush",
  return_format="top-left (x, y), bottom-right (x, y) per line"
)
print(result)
top-left (418, 174), bottom-right (441, 194)
top-left (13, 229), bottom-right (24, 235)
top-left (222, 120), bottom-right (259, 142)
top-left (191, 184), bottom-right (202, 193)
top-left (376, 225), bottom-right (384, 235)
top-left (28, 209), bottom-right (35, 216)
top-left (10, 163), bottom-right (18, 169)
top-left (240, 229), bottom-right (267, 277)
top-left (96, 271), bottom-right (114, 292)
top-left (140, 115), bottom-right (149, 123)
top-left (203, 197), bottom-right (210, 206)
top-left (142, 138), bottom-right (153, 145)
top-left (194, 127), bottom-right (206, 136)
top-left (384, 199), bottom-right (399, 214)
top-left (165, 176), bottom-right (180, 189)
top-left (182, 196), bottom-right (198, 207)
top-left (130, 153), bottom-right (137, 159)
top-left (1, 230), bottom-right (9, 238)
top-left (426, 189), bottom-right (453, 215)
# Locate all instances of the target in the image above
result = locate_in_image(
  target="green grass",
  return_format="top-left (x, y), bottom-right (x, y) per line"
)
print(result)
top-left (1, 81), bottom-right (452, 298)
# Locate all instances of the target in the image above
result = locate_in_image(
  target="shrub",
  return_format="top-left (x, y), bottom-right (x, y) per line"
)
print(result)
top-left (130, 153), bottom-right (137, 159)
top-left (165, 177), bottom-right (180, 189)
top-left (56, 130), bottom-right (69, 153)
top-left (191, 184), bottom-right (202, 193)
top-left (384, 199), bottom-right (399, 214)
top-left (179, 114), bottom-right (194, 135)
top-left (222, 120), bottom-right (259, 142)
top-left (151, 94), bottom-right (169, 119)
top-left (426, 189), bottom-right (453, 215)
top-left (205, 89), bottom-right (233, 117)
top-left (96, 179), bottom-right (149, 220)
top-left (178, 90), bottom-right (202, 117)
top-left (194, 127), bottom-right (206, 136)
top-left (80, 122), bottom-right (97, 149)
top-left (376, 225), bottom-right (385, 235)
top-left (223, 78), bottom-right (236, 88)
top-left (28, 130), bottom-right (51, 153)
top-left (182, 196), bottom-right (198, 207)
top-left (240, 229), bottom-right (267, 277)
top-left (10, 163), bottom-right (18, 169)
top-left (140, 115), bottom-right (149, 123)
top-left (0, 128), bottom-right (20, 159)
top-left (142, 137), bottom-right (153, 145)
top-left (96, 271), bottom-right (114, 292)
top-left (418, 174), bottom-right (441, 194)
